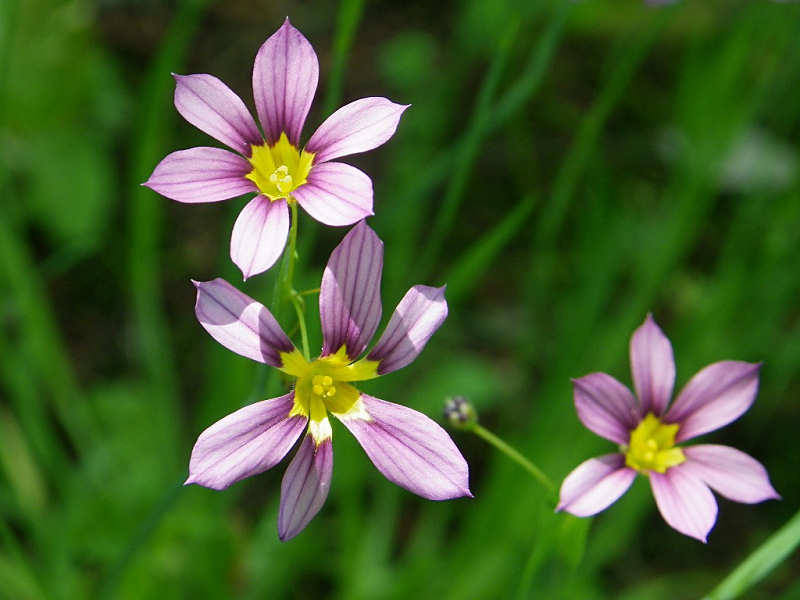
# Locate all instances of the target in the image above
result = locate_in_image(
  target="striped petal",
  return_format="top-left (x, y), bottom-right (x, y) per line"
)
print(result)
top-left (173, 73), bottom-right (262, 155)
top-left (193, 278), bottom-right (294, 366)
top-left (630, 314), bottom-right (675, 417)
top-left (278, 435), bottom-right (333, 541)
top-left (336, 394), bottom-right (471, 500)
top-left (666, 361), bottom-right (761, 442)
top-left (573, 373), bottom-right (640, 445)
top-left (253, 18), bottom-right (318, 146)
top-left (556, 453), bottom-right (636, 517)
top-left (230, 196), bottom-right (290, 279)
top-left (367, 285), bottom-right (447, 375)
top-left (682, 445), bottom-right (779, 504)
top-left (292, 162), bottom-right (374, 226)
top-left (185, 392), bottom-right (306, 490)
top-left (305, 97), bottom-right (409, 164)
top-left (320, 222), bottom-right (383, 359)
top-left (144, 147), bottom-right (256, 203)
top-left (650, 467), bottom-right (718, 542)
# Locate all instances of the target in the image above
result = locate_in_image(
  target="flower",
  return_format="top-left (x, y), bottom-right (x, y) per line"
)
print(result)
top-left (144, 19), bottom-right (409, 279)
top-left (556, 315), bottom-right (779, 542)
top-left (185, 222), bottom-right (471, 540)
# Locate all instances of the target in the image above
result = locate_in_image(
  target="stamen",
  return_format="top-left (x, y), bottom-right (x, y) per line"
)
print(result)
top-left (311, 374), bottom-right (337, 399)
top-left (269, 165), bottom-right (293, 193)
top-left (625, 413), bottom-right (685, 474)
top-left (244, 134), bottom-right (315, 201)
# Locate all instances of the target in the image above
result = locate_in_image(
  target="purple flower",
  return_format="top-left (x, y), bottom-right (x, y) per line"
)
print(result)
top-left (144, 19), bottom-right (409, 279)
top-left (557, 315), bottom-right (779, 542)
top-left (186, 222), bottom-right (471, 540)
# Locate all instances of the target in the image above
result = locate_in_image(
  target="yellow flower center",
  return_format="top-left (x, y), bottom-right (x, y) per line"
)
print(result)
top-left (624, 413), bottom-right (686, 474)
top-left (279, 348), bottom-right (380, 443)
top-left (245, 132), bottom-right (315, 201)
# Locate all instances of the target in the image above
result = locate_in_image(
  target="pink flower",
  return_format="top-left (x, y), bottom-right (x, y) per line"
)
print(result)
top-left (557, 315), bottom-right (779, 542)
top-left (185, 222), bottom-right (470, 540)
top-left (144, 19), bottom-right (408, 279)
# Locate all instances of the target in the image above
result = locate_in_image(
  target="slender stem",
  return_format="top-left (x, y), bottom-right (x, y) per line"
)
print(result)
top-left (297, 287), bottom-right (321, 297)
top-left (291, 294), bottom-right (311, 361)
top-left (284, 201), bottom-right (311, 361)
top-left (469, 423), bottom-right (555, 494)
top-left (285, 202), bottom-right (300, 299)
top-left (702, 508), bottom-right (800, 600)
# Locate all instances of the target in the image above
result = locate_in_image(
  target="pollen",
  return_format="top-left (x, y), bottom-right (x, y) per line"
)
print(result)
top-left (624, 413), bottom-right (685, 474)
top-left (245, 132), bottom-right (314, 201)
top-left (312, 374), bottom-right (337, 398)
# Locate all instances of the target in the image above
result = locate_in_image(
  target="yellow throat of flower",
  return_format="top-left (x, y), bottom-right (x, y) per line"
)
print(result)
top-left (624, 413), bottom-right (685, 474)
top-left (245, 132), bottom-right (315, 201)
top-left (280, 348), bottom-right (379, 443)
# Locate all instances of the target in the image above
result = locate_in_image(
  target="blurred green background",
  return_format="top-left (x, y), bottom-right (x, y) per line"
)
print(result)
top-left (1, 0), bottom-right (799, 598)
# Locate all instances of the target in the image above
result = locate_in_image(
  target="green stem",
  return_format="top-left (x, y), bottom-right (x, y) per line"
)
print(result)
top-left (257, 201), bottom-right (304, 399)
top-left (291, 293), bottom-right (311, 361)
top-left (297, 287), bottom-right (321, 297)
top-left (284, 202), bottom-right (300, 300)
top-left (469, 423), bottom-right (555, 495)
top-left (702, 508), bottom-right (800, 600)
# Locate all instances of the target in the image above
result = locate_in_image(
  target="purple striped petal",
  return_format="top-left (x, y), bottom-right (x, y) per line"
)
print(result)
top-left (367, 285), bottom-right (447, 375)
top-left (305, 97), bottom-right (410, 164)
top-left (556, 453), bottom-right (636, 517)
top-left (278, 435), bottom-right (333, 541)
top-left (185, 392), bottom-right (306, 490)
top-left (173, 73), bottom-right (262, 155)
top-left (682, 445), bottom-right (779, 504)
top-left (193, 278), bottom-right (294, 366)
top-left (573, 374), bottom-right (640, 445)
top-left (650, 467), bottom-right (718, 542)
top-left (337, 394), bottom-right (471, 500)
top-left (292, 162), bottom-right (374, 226)
top-left (144, 147), bottom-right (256, 203)
top-left (319, 222), bottom-right (383, 359)
top-left (666, 361), bottom-right (761, 442)
top-left (630, 314), bottom-right (675, 417)
top-left (253, 18), bottom-right (318, 146)
top-left (230, 196), bottom-right (290, 279)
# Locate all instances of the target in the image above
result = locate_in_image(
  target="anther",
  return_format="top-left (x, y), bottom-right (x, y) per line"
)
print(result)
top-left (269, 165), bottom-right (293, 194)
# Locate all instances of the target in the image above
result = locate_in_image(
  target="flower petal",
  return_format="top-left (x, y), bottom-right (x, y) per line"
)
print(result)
top-left (230, 196), bottom-right (290, 279)
top-left (193, 278), bottom-right (294, 366)
top-left (336, 394), bottom-right (471, 500)
top-left (367, 285), bottom-right (447, 375)
top-left (650, 467), bottom-right (718, 542)
top-left (556, 453), bottom-right (635, 517)
top-left (305, 97), bottom-right (409, 163)
top-left (319, 221), bottom-right (383, 359)
top-left (252, 18), bottom-right (318, 146)
top-left (666, 361), bottom-right (761, 442)
top-left (185, 392), bottom-right (306, 490)
top-left (630, 314), bottom-right (675, 416)
top-left (572, 373), bottom-right (639, 445)
top-left (173, 73), bottom-right (262, 155)
top-left (292, 162), bottom-right (373, 226)
top-left (144, 147), bottom-right (256, 203)
top-left (682, 445), bottom-right (780, 504)
top-left (278, 435), bottom-right (333, 541)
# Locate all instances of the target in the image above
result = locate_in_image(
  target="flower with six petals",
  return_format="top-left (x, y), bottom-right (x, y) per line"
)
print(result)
top-left (185, 222), bottom-right (471, 540)
top-left (556, 315), bottom-right (779, 542)
top-left (144, 19), bottom-right (409, 279)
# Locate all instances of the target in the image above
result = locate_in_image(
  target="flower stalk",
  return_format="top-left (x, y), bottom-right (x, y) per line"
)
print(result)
top-left (470, 423), bottom-right (556, 495)
top-left (444, 396), bottom-right (555, 495)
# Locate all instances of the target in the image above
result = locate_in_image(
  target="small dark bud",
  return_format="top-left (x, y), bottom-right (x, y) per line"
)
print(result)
top-left (443, 396), bottom-right (477, 429)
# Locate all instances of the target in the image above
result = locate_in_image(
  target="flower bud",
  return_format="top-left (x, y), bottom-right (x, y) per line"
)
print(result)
top-left (443, 396), bottom-right (477, 429)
